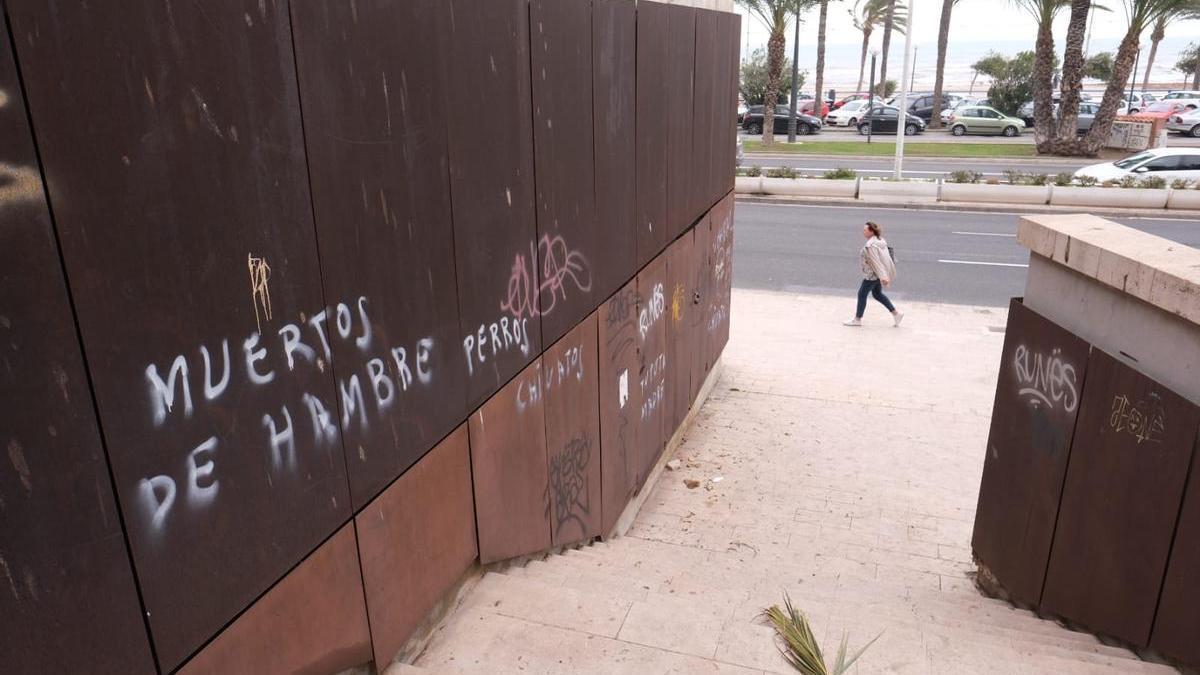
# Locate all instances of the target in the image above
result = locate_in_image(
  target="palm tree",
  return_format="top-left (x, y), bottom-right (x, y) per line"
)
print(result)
top-left (879, 0), bottom-right (898, 88)
top-left (1141, 4), bottom-right (1200, 90)
top-left (1081, 0), bottom-right (1200, 154)
top-left (813, 0), bottom-right (834, 118)
top-left (931, 0), bottom-right (964, 128)
top-left (1012, 0), bottom-right (1070, 151)
top-left (852, 0), bottom-right (906, 92)
top-left (737, 0), bottom-right (807, 146)
top-left (1052, 0), bottom-right (1093, 152)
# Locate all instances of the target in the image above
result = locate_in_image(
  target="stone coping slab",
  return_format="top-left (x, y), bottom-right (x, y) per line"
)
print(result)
top-left (1018, 213), bottom-right (1200, 327)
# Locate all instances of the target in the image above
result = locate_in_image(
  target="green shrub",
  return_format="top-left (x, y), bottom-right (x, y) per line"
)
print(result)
top-left (766, 166), bottom-right (798, 179)
top-left (1026, 173), bottom-right (1049, 186)
top-left (1139, 175), bottom-right (1167, 189)
top-left (1053, 172), bottom-right (1074, 187)
top-left (948, 170), bottom-right (983, 184)
top-left (1003, 169), bottom-right (1024, 185)
top-left (1171, 178), bottom-right (1193, 190)
top-left (823, 167), bottom-right (857, 180)
top-left (746, 165), bottom-right (762, 177)
top-left (1118, 175), bottom-right (1139, 189)
top-left (1076, 175), bottom-right (1098, 187)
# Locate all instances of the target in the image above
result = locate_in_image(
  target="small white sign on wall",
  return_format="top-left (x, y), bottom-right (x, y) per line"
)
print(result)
top-left (618, 369), bottom-right (629, 409)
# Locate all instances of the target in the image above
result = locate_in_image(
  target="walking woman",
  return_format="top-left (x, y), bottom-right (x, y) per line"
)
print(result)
top-left (844, 221), bottom-right (904, 327)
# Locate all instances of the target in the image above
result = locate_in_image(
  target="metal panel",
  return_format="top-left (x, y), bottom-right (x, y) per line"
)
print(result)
top-left (970, 299), bottom-right (1091, 606)
top-left (665, 231), bottom-right (695, 434)
top-left (665, 5), bottom-right (696, 240)
top-left (542, 314), bottom-right (603, 547)
top-left (444, 0), bottom-right (543, 408)
top-left (469, 358), bottom-right (551, 563)
top-left (0, 14), bottom-right (154, 673)
top-left (690, 217), bottom-right (712, 399)
top-left (691, 10), bottom-right (717, 218)
top-left (1149, 429), bottom-right (1200, 666)
top-left (636, 254), bottom-right (670, 481)
top-left (177, 523), bottom-right (372, 675)
top-left (356, 424), bottom-right (477, 667)
top-left (716, 13), bottom-right (741, 199)
top-left (634, 1), bottom-right (670, 268)
top-left (598, 279), bottom-right (641, 536)
top-left (706, 194), bottom-right (735, 370)
top-left (593, 0), bottom-right (638, 294)
top-left (1042, 349), bottom-right (1200, 646)
top-left (531, 0), bottom-right (600, 346)
top-left (6, 3), bottom-right (353, 668)
top-left (290, 0), bottom-right (468, 510)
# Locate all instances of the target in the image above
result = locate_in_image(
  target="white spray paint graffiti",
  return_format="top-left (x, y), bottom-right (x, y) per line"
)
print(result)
top-left (638, 283), bottom-right (665, 339)
top-left (462, 314), bottom-right (531, 377)
top-left (1013, 345), bottom-right (1078, 413)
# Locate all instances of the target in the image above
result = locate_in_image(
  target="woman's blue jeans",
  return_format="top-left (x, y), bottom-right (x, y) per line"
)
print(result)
top-left (856, 279), bottom-right (895, 318)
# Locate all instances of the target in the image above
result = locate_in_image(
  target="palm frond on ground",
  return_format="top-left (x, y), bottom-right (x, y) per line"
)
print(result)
top-left (763, 594), bottom-right (883, 675)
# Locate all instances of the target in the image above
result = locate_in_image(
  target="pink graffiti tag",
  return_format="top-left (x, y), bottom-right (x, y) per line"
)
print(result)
top-left (500, 235), bottom-right (592, 319)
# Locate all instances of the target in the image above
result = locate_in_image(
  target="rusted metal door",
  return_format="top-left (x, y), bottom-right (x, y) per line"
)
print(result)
top-left (356, 424), bottom-right (477, 667)
top-left (444, 0), bottom-right (543, 408)
top-left (692, 216), bottom-right (713, 390)
top-left (718, 14), bottom-right (742, 198)
top-left (469, 358), bottom-right (552, 563)
top-left (531, 0), bottom-right (600, 346)
top-left (665, 233), bottom-right (696, 433)
top-left (706, 195), bottom-right (735, 369)
top-left (635, 1), bottom-right (670, 268)
top-left (636, 255), bottom-right (670, 481)
top-left (598, 279), bottom-right (641, 536)
top-left (593, 0), bottom-right (638, 296)
top-left (691, 10), bottom-right (718, 219)
top-left (7, 3), bottom-right (353, 668)
top-left (542, 315), bottom-right (603, 547)
top-left (1042, 349), bottom-right (1200, 646)
top-left (0, 14), bottom-right (154, 672)
top-left (666, 5), bottom-right (697, 240)
top-left (291, 0), bottom-right (468, 510)
top-left (970, 299), bottom-right (1091, 606)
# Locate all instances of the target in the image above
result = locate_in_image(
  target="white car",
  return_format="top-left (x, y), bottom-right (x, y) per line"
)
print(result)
top-left (1160, 91), bottom-right (1200, 110)
top-left (824, 99), bottom-right (869, 127)
top-left (1074, 148), bottom-right (1200, 182)
top-left (1167, 110), bottom-right (1200, 138)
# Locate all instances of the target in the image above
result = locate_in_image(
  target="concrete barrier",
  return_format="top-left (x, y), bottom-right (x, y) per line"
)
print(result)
top-left (1167, 188), bottom-right (1200, 210)
top-left (1049, 185), bottom-right (1169, 209)
top-left (858, 179), bottom-right (939, 203)
top-left (734, 175), bottom-right (762, 194)
top-left (761, 176), bottom-right (857, 198)
top-left (940, 182), bottom-right (1050, 205)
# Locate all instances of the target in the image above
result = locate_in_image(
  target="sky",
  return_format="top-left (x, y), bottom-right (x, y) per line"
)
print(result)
top-left (734, 1), bottom-right (1200, 92)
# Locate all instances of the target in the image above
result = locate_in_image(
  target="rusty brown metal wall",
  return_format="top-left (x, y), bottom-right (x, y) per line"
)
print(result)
top-left (970, 300), bottom-right (1091, 606)
top-left (178, 523), bottom-right (372, 675)
top-left (1149, 427), bottom-right (1200, 665)
top-left (689, 219), bottom-right (712, 401)
top-left (1041, 349), bottom-right (1200, 647)
top-left (691, 10), bottom-right (718, 220)
top-left (290, 0), bottom-right (468, 510)
top-left (666, 5), bottom-right (698, 240)
top-left (598, 279), bottom-right (642, 535)
top-left (636, 255), bottom-right (671, 482)
top-left (542, 315), bottom-right (604, 547)
top-left (531, 0), bottom-right (600, 346)
top-left (635, 1), bottom-right (671, 268)
top-left (593, 0), bottom-right (638, 296)
top-left (716, 13), bottom-right (742, 199)
top-left (665, 232), bottom-right (696, 434)
top-left (356, 424), bottom-right (477, 667)
top-left (469, 358), bottom-right (552, 564)
top-left (7, 2), bottom-right (352, 668)
top-left (706, 195), bottom-right (735, 369)
top-left (444, 0), bottom-right (543, 408)
top-left (0, 12), bottom-right (155, 672)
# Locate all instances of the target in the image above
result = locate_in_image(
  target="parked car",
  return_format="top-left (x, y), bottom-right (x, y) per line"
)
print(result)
top-left (1140, 101), bottom-right (1191, 119)
top-left (1123, 92), bottom-right (1157, 114)
top-left (858, 105), bottom-right (926, 135)
top-left (940, 98), bottom-right (989, 124)
top-left (832, 93), bottom-right (870, 109)
top-left (1074, 148), bottom-right (1200, 182)
top-left (1167, 110), bottom-right (1200, 137)
top-left (1018, 100), bottom-right (1058, 126)
top-left (1074, 101), bottom-right (1101, 132)
top-left (796, 94), bottom-right (831, 118)
top-left (946, 106), bottom-right (1026, 136)
top-left (886, 92), bottom-right (960, 122)
top-left (740, 105), bottom-right (823, 135)
top-left (824, 99), bottom-right (870, 127)
top-left (1161, 91), bottom-right (1200, 109)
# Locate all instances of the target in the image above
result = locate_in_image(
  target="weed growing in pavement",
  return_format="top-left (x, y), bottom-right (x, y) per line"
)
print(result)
top-left (1053, 172), bottom-right (1074, 187)
top-left (823, 167), bottom-right (857, 180)
top-left (746, 165), bottom-right (763, 177)
top-left (1003, 169), bottom-right (1024, 185)
top-left (763, 594), bottom-right (882, 675)
top-left (766, 166), bottom-right (798, 179)
top-left (1139, 175), bottom-right (1167, 189)
top-left (1171, 178), bottom-right (1194, 190)
top-left (1026, 173), bottom-right (1050, 186)
top-left (1076, 175), bottom-right (1098, 187)
top-left (1118, 175), bottom-right (1140, 189)
top-left (948, 170), bottom-right (983, 184)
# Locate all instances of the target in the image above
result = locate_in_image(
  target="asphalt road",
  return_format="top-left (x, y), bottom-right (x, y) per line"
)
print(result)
top-left (733, 202), bottom-right (1200, 308)
top-left (743, 155), bottom-right (1093, 179)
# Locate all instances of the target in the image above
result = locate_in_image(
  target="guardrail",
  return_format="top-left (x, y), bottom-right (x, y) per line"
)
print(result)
top-left (735, 175), bottom-right (1200, 211)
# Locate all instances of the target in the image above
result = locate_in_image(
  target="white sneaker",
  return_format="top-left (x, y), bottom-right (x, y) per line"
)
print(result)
top-left (893, 311), bottom-right (904, 327)
top-left (843, 318), bottom-right (862, 327)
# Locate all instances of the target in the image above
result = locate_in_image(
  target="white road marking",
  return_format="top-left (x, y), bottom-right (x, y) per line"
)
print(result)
top-left (952, 231), bottom-right (1016, 237)
top-left (938, 259), bottom-right (1029, 268)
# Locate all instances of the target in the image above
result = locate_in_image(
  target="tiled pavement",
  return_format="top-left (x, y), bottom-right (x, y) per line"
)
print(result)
top-left (406, 289), bottom-right (1175, 674)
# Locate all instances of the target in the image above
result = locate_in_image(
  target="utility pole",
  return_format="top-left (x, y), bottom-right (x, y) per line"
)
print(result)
top-left (894, 0), bottom-right (915, 179)
top-left (868, 53), bottom-right (877, 144)
top-left (910, 46), bottom-right (917, 93)
top-left (1128, 48), bottom-right (1141, 114)
top-left (788, 9), bottom-right (800, 142)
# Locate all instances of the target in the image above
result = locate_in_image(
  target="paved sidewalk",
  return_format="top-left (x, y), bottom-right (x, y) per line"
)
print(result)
top-left (410, 290), bottom-right (1173, 674)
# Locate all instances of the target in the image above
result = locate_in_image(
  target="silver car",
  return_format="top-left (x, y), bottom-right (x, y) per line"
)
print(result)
top-left (1168, 110), bottom-right (1200, 138)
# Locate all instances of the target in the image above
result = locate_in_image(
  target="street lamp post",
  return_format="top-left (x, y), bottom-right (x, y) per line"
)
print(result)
top-left (867, 53), bottom-right (877, 144)
top-left (788, 9), bottom-right (800, 142)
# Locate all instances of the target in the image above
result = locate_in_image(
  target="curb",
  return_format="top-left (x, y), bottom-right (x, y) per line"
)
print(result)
top-left (734, 194), bottom-right (1200, 220)
top-left (743, 153), bottom-right (1083, 165)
